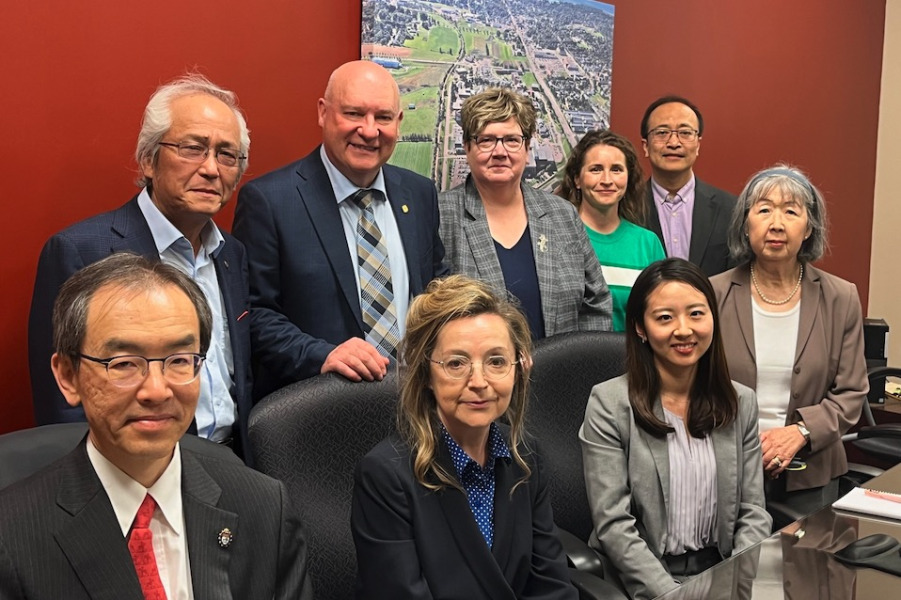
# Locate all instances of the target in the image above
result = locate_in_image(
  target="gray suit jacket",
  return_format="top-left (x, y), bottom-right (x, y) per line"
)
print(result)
top-left (439, 177), bottom-right (612, 335)
top-left (644, 177), bottom-right (737, 277)
top-left (579, 375), bottom-right (771, 600)
top-left (0, 441), bottom-right (313, 599)
top-left (711, 263), bottom-right (868, 492)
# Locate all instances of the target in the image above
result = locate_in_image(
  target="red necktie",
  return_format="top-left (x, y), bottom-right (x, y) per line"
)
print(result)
top-left (128, 494), bottom-right (168, 600)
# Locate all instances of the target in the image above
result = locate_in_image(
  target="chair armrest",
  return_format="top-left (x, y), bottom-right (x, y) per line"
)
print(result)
top-left (857, 424), bottom-right (901, 440)
top-left (558, 528), bottom-right (605, 577)
top-left (568, 568), bottom-right (628, 600)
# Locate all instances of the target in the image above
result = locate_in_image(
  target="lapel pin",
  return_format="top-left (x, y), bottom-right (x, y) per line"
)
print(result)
top-left (218, 528), bottom-right (233, 548)
top-left (537, 234), bottom-right (548, 253)
top-left (223, 260), bottom-right (229, 269)
top-left (402, 204), bottom-right (409, 213)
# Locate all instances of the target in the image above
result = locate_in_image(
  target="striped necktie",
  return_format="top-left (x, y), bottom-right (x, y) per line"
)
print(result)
top-left (128, 494), bottom-right (168, 600)
top-left (351, 189), bottom-right (400, 358)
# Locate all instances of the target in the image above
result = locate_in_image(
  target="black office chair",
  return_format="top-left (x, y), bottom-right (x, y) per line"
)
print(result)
top-left (846, 366), bottom-right (901, 466)
top-left (527, 331), bottom-right (627, 580)
top-left (248, 372), bottom-right (399, 600)
top-left (0, 422), bottom-right (241, 490)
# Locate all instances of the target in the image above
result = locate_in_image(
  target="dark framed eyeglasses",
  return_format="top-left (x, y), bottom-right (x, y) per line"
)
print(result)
top-left (158, 141), bottom-right (246, 167)
top-left (471, 134), bottom-right (527, 153)
top-left (647, 127), bottom-right (699, 144)
top-left (78, 352), bottom-right (206, 388)
top-left (428, 355), bottom-right (519, 381)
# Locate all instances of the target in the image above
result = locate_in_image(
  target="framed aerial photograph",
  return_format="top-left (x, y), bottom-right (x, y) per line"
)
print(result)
top-left (361, 0), bottom-right (615, 191)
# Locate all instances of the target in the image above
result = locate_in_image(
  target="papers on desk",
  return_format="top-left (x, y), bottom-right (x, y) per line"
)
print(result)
top-left (833, 487), bottom-right (901, 520)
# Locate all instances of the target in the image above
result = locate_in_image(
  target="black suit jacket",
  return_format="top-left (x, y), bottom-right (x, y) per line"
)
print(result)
top-left (351, 434), bottom-right (578, 600)
top-left (232, 148), bottom-right (448, 398)
top-left (644, 177), bottom-right (737, 277)
top-left (0, 440), bottom-right (312, 599)
top-left (27, 197), bottom-right (254, 456)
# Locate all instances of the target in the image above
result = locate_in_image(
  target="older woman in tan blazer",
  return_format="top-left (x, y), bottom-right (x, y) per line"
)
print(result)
top-left (711, 165), bottom-right (867, 517)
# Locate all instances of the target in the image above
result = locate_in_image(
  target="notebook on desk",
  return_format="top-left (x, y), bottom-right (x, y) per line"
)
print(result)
top-left (833, 487), bottom-right (901, 520)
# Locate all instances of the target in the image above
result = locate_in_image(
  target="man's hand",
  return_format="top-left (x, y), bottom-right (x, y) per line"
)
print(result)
top-left (320, 338), bottom-right (390, 382)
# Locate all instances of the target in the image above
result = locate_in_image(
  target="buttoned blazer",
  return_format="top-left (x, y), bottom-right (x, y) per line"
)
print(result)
top-left (232, 148), bottom-right (448, 398)
top-left (0, 440), bottom-right (313, 599)
top-left (27, 198), bottom-right (254, 454)
top-left (644, 177), bottom-right (737, 277)
top-left (438, 177), bottom-right (612, 335)
top-left (711, 263), bottom-right (868, 491)
top-left (579, 375), bottom-right (771, 600)
top-left (351, 434), bottom-right (578, 600)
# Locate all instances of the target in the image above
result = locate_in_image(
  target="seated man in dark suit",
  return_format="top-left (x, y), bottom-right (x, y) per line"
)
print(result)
top-left (0, 254), bottom-right (312, 599)
top-left (29, 74), bottom-right (253, 459)
top-left (233, 60), bottom-right (448, 399)
top-left (640, 95), bottom-right (737, 277)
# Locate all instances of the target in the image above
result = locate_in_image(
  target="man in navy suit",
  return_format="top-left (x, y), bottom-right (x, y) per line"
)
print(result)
top-left (2, 254), bottom-right (312, 599)
top-left (28, 74), bottom-right (253, 459)
top-left (640, 95), bottom-right (737, 277)
top-left (233, 60), bottom-right (447, 399)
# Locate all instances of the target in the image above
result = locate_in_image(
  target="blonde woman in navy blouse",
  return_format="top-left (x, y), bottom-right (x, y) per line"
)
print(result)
top-left (352, 275), bottom-right (577, 599)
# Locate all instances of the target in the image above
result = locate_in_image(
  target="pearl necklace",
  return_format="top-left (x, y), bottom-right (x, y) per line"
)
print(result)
top-left (750, 263), bottom-right (804, 305)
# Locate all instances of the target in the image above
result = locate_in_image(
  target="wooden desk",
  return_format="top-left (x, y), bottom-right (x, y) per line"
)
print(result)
top-left (654, 463), bottom-right (901, 599)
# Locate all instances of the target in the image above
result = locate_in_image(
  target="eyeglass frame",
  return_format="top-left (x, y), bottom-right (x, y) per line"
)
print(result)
top-left (78, 352), bottom-right (207, 388)
top-left (158, 141), bottom-right (247, 168)
top-left (427, 355), bottom-right (520, 381)
top-left (645, 127), bottom-right (700, 144)
top-left (469, 134), bottom-right (528, 153)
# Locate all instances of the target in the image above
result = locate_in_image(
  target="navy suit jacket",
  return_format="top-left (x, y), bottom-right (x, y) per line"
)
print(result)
top-left (351, 434), bottom-right (578, 600)
top-left (0, 440), bottom-right (312, 599)
top-left (232, 148), bottom-right (448, 398)
top-left (27, 197), bottom-right (254, 455)
top-left (644, 177), bottom-right (737, 277)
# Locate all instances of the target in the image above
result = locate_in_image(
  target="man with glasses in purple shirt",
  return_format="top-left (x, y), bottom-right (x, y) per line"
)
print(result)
top-left (640, 95), bottom-right (737, 277)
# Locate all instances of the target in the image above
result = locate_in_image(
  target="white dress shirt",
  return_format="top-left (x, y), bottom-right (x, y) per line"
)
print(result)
top-left (87, 438), bottom-right (194, 599)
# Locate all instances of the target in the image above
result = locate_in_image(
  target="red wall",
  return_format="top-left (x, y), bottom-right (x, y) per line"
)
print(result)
top-left (0, 0), bottom-right (884, 434)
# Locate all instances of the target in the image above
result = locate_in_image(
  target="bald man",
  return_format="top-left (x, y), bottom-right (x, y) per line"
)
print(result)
top-left (233, 61), bottom-right (447, 398)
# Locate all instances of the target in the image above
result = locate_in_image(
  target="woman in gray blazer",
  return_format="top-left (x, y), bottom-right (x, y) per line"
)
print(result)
top-left (438, 88), bottom-right (612, 338)
top-left (580, 258), bottom-right (771, 600)
top-left (711, 165), bottom-right (867, 516)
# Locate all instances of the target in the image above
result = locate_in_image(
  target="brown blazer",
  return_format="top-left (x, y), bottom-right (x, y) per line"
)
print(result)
top-left (711, 263), bottom-right (868, 492)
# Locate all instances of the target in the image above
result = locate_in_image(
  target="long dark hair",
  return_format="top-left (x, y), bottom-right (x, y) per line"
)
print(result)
top-left (624, 258), bottom-right (737, 438)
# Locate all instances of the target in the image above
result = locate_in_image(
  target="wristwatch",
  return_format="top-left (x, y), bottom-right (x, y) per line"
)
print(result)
top-left (797, 421), bottom-right (811, 443)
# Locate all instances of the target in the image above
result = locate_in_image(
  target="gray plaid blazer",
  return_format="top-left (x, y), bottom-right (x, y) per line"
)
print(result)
top-left (438, 176), bottom-right (611, 335)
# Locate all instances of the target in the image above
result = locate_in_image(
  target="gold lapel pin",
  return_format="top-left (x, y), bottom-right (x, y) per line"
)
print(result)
top-left (402, 204), bottom-right (409, 213)
top-left (218, 528), bottom-right (233, 548)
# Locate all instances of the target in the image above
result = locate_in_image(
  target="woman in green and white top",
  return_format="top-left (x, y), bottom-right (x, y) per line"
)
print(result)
top-left (558, 130), bottom-right (665, 331)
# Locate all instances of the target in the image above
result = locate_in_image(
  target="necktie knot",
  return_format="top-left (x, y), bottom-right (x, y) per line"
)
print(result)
top-left (351, 188), bottom-right (378, 211)
top-left (134, 494), bottom-right (157, 529)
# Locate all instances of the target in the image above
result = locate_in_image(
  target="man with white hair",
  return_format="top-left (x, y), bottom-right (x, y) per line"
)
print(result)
top-left (28, 74), bottom-right (254, 461)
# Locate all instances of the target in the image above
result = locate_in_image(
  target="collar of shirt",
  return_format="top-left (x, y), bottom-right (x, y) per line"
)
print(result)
top-left (86, 437), bottom-right (185, 539)
top-left (137, 188), bottom-right (224, 262)
top-left (651, 176), bottom-right (697, 210)
top-left (442, 422), bottom-right (511, 480)
top-left (319, 145), bottom-right (388, 205)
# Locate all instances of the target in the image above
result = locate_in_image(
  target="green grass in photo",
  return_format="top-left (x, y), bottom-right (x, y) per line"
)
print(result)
top-left (389, 142), bottom-right (433, 177)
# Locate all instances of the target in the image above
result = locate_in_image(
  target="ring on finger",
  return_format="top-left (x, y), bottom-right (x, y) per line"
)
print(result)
top-left (772, 456), bottom-right (783, 468)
